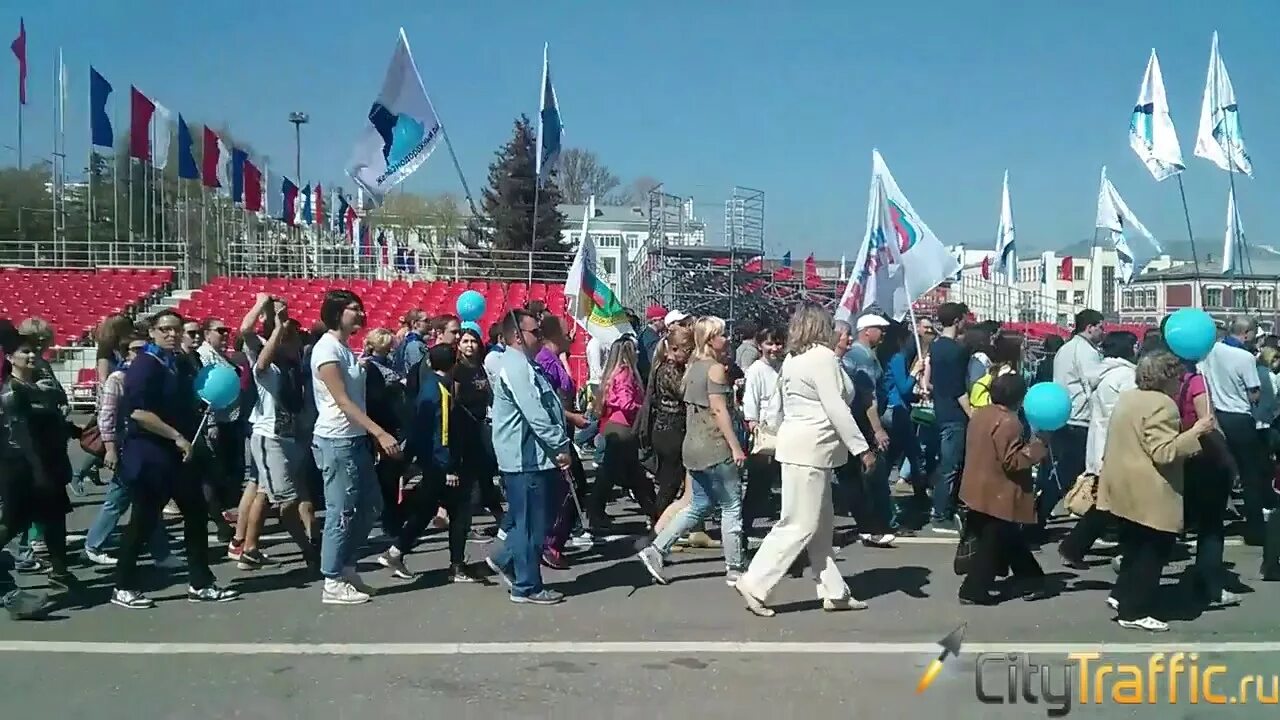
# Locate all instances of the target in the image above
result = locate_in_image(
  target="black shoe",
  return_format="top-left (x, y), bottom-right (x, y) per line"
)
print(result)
top-left (1058, 549), bottom-right (1090, 571)
top-left (46, 569), bottom-right (79, 592)
top-left (958, 592), bottom-right (998, 606)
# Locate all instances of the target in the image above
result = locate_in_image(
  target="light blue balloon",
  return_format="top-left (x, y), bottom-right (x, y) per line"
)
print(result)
top-left (1164, 308), bottom-right (1217, 362)
top-left (455, 290), bottom-right (487, 322)
top-left (461, 320), bottom-right (481, 334)
top-left (1024, 382), bottom-right (1071, 432)
top-left (195, 364), bottom-right (241, 411)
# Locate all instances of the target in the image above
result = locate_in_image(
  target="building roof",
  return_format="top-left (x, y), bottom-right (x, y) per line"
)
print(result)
top-left (1136, 252), bottom-right (1280, 281)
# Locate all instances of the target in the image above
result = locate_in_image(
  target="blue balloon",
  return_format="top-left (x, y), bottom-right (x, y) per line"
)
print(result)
top-left (456, 290), bottom-right (486, 322)
top-left (1164, 308), bottom-right (1217, 361)
top-left (195, 364), bottom-right (241, 411)
top-left (461, 320), bottom-right (481, 334)
top-left (1024, 382), bottom-right (1071, 432)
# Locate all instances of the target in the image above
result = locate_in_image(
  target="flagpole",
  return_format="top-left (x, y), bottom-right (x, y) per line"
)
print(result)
top-left (51, 49), bottom-right (59, 257)
top-left (439, 125), bottom-right (479, 217)
top-left (1173, 175), bottom-right (1202, 302)
top-left (87, 62), bottom-right (94, 255)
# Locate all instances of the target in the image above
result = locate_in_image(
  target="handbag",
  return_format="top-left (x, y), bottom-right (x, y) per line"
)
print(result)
top-left (750, 425), bottom-right (777, 455)
top-left (953, 527), bottom-right (978, 575)
top-left (79, 416), bottom-right (105, 457)
top-left (1063, 472), bottom-right (1097, 517)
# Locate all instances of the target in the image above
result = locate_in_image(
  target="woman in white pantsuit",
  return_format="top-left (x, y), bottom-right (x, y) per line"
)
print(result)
top-left (733, 303), bottom-right (876, 617)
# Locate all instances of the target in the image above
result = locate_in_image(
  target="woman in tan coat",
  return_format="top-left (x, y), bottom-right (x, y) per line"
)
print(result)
top-left (957, 374), bottom-right (1050, 605)
top-left (1099, 351), bottom-right (1215, 633)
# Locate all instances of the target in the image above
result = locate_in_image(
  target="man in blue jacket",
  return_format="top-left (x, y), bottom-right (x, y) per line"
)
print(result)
top-left (485, 309), bottom-right (572, 605)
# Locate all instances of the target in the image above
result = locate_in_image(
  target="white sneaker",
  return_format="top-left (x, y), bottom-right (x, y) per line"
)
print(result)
top-left (84, 549), bottom-right (117, 566)
top-left (496, 528), bottom-right (507, 541)
top-left (342, 566), bottom-right (377, 596)
top-left (568, 531), bottom-right (594, 549)
top-left (1117, 616), bottom-right (1169, 632)
top-left (154, 555), bottom-right (183, 570)
top-left (1105, 595), bottom-right (1119, 610)
top-left (637, 546), bottom-right (667, 585)
top-left (322, 578), bottom-right (370, 605)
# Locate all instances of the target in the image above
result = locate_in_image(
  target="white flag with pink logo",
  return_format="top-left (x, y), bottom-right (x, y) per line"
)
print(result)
top-left (836, 150), bottom-right (959, 322)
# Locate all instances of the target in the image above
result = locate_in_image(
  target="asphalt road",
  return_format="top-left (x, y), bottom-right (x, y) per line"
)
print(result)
top-left (3, 448), bottom-right (1280, 718)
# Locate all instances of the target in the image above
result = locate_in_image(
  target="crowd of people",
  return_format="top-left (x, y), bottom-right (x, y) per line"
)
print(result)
top-left (1, 290), bottom-right (1279, 632)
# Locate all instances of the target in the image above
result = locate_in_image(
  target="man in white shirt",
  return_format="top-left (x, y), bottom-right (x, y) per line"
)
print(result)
top-left (1199, 316), bottom-right (1264, 546)
top-left (585, 334), bottom-right (610, 402)
top-left (1051, 309), bottom-right (1104, 485)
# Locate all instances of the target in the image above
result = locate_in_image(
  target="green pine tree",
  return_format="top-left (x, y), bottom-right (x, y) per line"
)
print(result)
top-left (476, 115), bottom-right (566, 253)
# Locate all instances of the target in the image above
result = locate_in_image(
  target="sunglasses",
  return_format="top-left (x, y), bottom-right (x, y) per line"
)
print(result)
top-left (211, 327), bottom-right (230, 334)
top-left (185, 330), bottom-right (201, 337)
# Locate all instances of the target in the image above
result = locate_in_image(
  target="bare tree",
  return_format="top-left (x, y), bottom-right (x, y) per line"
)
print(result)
top-left (619, 176), bottom-right (662, 206)
top-left (557, 148), bottom-right (621, 205)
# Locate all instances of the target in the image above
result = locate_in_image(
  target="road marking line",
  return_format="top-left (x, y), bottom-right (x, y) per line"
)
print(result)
top-left (1, 640), bottom-right (1278, 656)
top-left (61, 533), bottom-right (1247, 547)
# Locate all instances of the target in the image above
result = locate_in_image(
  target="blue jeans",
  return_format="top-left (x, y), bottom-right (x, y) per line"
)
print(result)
top-left (491, 469), bottom-right (556, 597)
top-left (85, 476), bottom-right (171, 559)
top-left (931, 420), bottom-right (967, 521)
top-left (653, 460), bottom-right (745, 571)
top-left (313, 435), bottom-right (382, 579)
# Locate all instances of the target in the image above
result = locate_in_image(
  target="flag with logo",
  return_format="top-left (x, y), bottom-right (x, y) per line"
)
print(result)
top-left (535, 43), bottom-right (563, 183)
top-left (348, 28), bottom-right (443, 202)
top-left (1096, 166), bottom-right (1160, 284)
top-left (836, 150), bottom-right (960, 322)
top-left (1129, 49), bottom-right (1184, 182)
top-left (1194, 32), bottom-right (1251, 177)
top-left (1222, 187), bottom-right (1241, 274)
top-left (994, 170), bottom-right (1016, 285)
top-left (563, 195), bottom-right (634, 343)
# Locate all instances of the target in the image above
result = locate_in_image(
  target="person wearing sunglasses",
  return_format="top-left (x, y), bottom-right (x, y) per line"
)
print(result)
top-left (82, 337), bottom-right (177, 568)
top-left (196, 318), bottom-right (252, 553)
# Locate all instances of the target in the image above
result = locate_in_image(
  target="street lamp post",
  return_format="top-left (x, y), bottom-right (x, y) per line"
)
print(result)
top-left (288, 112), bottom-right (309, 181)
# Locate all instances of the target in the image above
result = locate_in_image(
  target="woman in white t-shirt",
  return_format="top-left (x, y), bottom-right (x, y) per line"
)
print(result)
top-left (741, 326), bottom-right (784, 537)
top-left (309, 289), bottom-right (401, 606)
top-left (237, 293), bottom-right (318, 573)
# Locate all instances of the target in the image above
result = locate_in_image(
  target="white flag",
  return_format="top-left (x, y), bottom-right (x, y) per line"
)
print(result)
top-left (1096, 166), bottom-right (1160, 284)
top-left (348, 29), bottom-right (443, 203)
top-left (215, 137), bottom-right (231, 191)
top-left (151, 102), bottom-right (172, 170)
top-left (1128, 49), bottom-right (1184, 182)
top-left (1194, 32), bottom-right (1252, 177)
top-left (563, 195), bottom-right (634, 343)
top-left (1222, 187), bottom-right (1241, 274)
top-left (836, 150), bottom-right (960, 322)
top-left (994, 170), bottom-right (1016, 285)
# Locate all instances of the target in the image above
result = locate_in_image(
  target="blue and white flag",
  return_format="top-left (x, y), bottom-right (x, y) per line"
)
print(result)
top-left (994, 170), bottom-right (1016, 285)
top-left (534, 43), bottom-right (562, 183)
top-left (348, 29), bottom-right (443, 203)
top-left (1194, 32), bottom-right (1252, 177)
top-left (1129, 49), bottom-right (1184, 182)
top-left (1096, 166), bottom-right (1160, 284)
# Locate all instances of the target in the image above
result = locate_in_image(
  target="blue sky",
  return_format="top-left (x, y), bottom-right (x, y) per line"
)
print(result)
top-left (5, 1), bottom-right (1279, 259)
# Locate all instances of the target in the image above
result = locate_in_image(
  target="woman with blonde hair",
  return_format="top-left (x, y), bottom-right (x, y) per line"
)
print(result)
top-left (637, 315), bottom-right (747, 585)
top-left (641, 325), bottom-right (694, 520)
top-left (589, 337), bottom-right (656, 524)
top-left (363, 327), bottom-right (411, 537)
top-left (733, 303), bottom-right (875, 616)
top-left (1100, 351), bottom-right (1216, 632)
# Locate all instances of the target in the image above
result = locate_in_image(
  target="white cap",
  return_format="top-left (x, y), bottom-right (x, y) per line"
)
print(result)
top-left (664, 310), bottom-right (690, 325)
top-left (856, 314), bottom-right (891, 331)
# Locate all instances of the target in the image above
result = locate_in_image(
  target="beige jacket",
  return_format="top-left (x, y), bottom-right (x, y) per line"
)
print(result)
top-left (1097, 389), bottom-right (1203, 534)
top-left (774, 345), bottom-right (870, 469)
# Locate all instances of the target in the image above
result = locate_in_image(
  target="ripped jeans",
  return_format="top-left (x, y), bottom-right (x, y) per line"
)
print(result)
top-left (313, 435), bottom-right (383, 579)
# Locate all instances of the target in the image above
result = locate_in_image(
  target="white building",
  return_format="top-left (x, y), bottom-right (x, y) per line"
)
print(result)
top-left (558, 201), bottom-right (707, 301)
top-left (944, 243), bottom-right (1184, 325)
